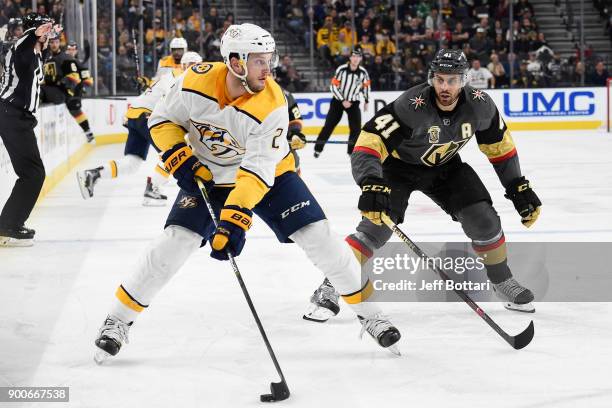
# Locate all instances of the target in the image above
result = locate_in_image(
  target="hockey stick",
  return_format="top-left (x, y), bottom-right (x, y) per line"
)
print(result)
top-left (380, 213), bottom-right (535, 350)
top-left (196, 179), bottom-right (290, 402)
top-left (131, 28), bottom-right (144, 93)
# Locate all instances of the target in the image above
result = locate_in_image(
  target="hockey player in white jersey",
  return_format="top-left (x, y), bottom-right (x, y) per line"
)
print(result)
top-left (93, 24), bottom-right (401, 364)
top-left (77, 51), bottom-right (203, 206)
top-left (155, 37), bottom-right (187, 79)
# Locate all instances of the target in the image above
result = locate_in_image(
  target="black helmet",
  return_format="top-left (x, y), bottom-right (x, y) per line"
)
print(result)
top-left (429, 49), bottom-right (469, 75)
top-left (67, 41), bottom-right (78, 49)
top-left (22, 13), bottom-right (54, 31)
top-left (8, 17), bottom-right (23, 31)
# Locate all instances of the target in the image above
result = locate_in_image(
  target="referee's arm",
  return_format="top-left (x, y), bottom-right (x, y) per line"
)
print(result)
top-left (361, 68), bottom-right (371, 104)
top-left (329, 65), bottom-right (345, 101)
top-left (14, 28), bottom-right (39, 63)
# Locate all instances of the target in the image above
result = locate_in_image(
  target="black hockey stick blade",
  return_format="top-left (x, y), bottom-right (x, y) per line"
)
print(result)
top-left (260, 381), bottom-right (290, 402)
top-left (509, 320), bottom-right (535, 350)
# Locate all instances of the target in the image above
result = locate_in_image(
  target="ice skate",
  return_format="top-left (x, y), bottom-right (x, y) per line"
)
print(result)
top-left (77, 167), bottom-right (102, 200)
top-left (303, 278), bottom-right (340, 322)
top-left (493, 277), bottom-right (535, 313)
top-left (0, 225), bottom-right (35, 247)
top-left (358, 313), bottom-right (401, 355)
top-left (142, 177), bottom-right (167, 207)
top-left (94, 315), bottom-right (132, 364)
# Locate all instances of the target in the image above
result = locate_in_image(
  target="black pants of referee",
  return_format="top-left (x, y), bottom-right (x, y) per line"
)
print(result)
top-left (314, 98), bottom-right (361, 155)
top-left (0, 102), bottom-right (45, 230)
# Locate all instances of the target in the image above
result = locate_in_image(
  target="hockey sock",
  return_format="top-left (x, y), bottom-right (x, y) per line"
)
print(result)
top-left (71, 109), bottom-right (91, 133)
top-left (150, 162), bottom-right (170, 188)
top-left (345, 232), bottom-right (375, 265)
top-left (472, 233), bottom-right (512, 284)
top-left (290, 220), bottom-right (382, 317)
top-left (110, 225), bottom-right (201, 322)
top-left (100, 155), bottom-right (144, 179)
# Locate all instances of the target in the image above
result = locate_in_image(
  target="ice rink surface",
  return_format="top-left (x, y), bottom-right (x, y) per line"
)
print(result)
top-left (1, 130), bottom-right (611, 408)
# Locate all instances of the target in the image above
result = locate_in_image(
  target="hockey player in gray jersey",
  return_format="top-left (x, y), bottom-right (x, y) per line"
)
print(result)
top-left (305, 49), bottom-right (541, 321)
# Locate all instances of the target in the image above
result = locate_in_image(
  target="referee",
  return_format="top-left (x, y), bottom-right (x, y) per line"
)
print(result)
top-left (0, 13), bottom-right (57, 247)
top-left (314, 48), bottom-right (370, 157)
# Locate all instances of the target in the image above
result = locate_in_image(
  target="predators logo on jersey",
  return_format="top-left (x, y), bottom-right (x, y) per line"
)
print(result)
top-left (191, 120), bottom-right (245, 159)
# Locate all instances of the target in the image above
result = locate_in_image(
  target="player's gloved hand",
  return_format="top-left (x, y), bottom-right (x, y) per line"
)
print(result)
top-left (289, 132), bottom-right (307, 150)
top-left (358, 177), bottom-right (391, 225)
top-left (210, 206), bottom-right (253, 260)
top-left (136, 75), bottom-right (152, 92)
top-left (505, 176), bottom-right (541, 228)
top-left (161, 143), bottom-right (213, 195)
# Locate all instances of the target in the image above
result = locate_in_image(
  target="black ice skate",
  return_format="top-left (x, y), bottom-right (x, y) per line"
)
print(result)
top-left (142, 177), bottom-right (167, 207)
top-left (76, 167), bottom-right (102, 200)
top-left (0, 225), bottom-right (35, 247)
top-left (303, 278), bottom-right (340, 322)
top-left (94, 315), bottom-right (132, 364)
top-left (358, 314), bottom-right (401, 355)
top-left (493, 277), bottom-right (535, 313)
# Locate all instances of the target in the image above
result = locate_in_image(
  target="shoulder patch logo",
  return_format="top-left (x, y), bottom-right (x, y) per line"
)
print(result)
top-left (191, 120), bottom-right (246, 159)
top-left (178, 196), bottom-right (198, 209)
top-left (191, 63), bottom-right (213, 74)
top-left (410, 94), bottom-right (426, 110)
top-left (471, 89), bottom-right (486, 101)
top-left (427, 125), bottom-right (441, 143)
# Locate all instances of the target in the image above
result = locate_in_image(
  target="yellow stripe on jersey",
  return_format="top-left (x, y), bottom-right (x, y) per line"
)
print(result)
top-left (342, 280), bottom-right (374, 304)
top-left (115, 285), bottom-right (146, 312)
top-left (109, 160), bottom-right (118, 178)
top-left (478, 130), bottom-right (517, 163)
top-left (171, 67), bottom-right (184, 77)
top-left (150, 121), bottom-right (188, 152)
top-left (353, 131), bottom-right (389, 161)
top-left (125, 107), bottom-right (152, 120)
top-left (274, 152), bottom-right (296, 177)
top-left (225, 168), bottom-right (270, 210)
top-left (64, 72), bottom-right (81, 84)
top-left (233, 77), bottom-right (286, 123)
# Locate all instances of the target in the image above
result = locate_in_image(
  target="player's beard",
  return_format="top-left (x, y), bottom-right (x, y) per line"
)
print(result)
top-left (436, 89), bottom-right (460, 107)
top-left (246, 75), bottom-right (267, 93)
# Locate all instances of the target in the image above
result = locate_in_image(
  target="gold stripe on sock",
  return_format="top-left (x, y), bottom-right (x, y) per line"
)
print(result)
top-left (342, 280), bottom-right (374, 304)
top-left (115, 285), bottom-right (146, 312)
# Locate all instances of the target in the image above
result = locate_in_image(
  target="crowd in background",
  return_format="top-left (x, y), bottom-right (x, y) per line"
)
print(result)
top-left (1, 0), bottom-right (611, 94)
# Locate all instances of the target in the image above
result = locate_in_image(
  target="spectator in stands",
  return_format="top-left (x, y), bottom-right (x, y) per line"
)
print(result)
top-left (275, 55), bottom-right (302, 92)
top-left (358, 16), bottom-right (374, 39)
top-left (207, 6), bottom-right (223, 31)
top-left (339, 19), bottom-right (357, 45)
top-left (425, 8), bottom-right (440, 32)
top-left (587, 61), bottom-right (610, 86)
top-left (358, 33), bottom-right (376, 62)
top-left (493, 19), bottom-right (504, 39)
top-left (515, 0), bottom-right (534, 21)
top-left (451, 21), bottom-right (469, 49)
top-left (316, 15), bottom-right (337, 65)
top-left (469, 27), bottom-right (492, 61)
top-left (187, 9), bottom-right (201, 32)
top-left (286, 0), bottom-right (305, 33)
top-left (368, 54), bottom-right (391, 90)
top-left (405, 56), bottom-right (426, 86)
top-left (492, 33), bottom-right (508, 56)
top-left (467, 58), bottom-right (494, 89)
top-left (487, 53), bottom-right (507, 88)
top-left (435, 21), bottom-right (452, 44)
top-left (330, 30), bottom-right (352, 65)
top-left (547, 53), bottom-right (564, 84)
top-left (440, 0), bottom-right (454, 20)
top-left (526, 51), bottom-right (543, 79)
top-left (375, 30), bottom-right (396, 61)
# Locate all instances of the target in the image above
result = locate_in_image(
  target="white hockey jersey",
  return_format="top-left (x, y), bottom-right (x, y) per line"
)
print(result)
top-left (149, 62), bottom-right (293, 210)
top-left (125, 68), bottom-right (183, 120)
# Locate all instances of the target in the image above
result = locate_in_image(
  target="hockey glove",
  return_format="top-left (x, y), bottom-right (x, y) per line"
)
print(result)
top-left (289, 132), bottom-right (307, 150)
top-left (162, 143), bottom-right (213, 195)
top-left (358, 177), bottom-right (391, 226)
top-left (505, 176), bottom-right (541, 228)
top-left (210, 206), bottom-right (253, 261)
top-left (136, 76), bottom-right (152, 92)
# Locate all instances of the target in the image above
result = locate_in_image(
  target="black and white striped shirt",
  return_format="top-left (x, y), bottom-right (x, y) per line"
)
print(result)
top-left (329, 63), bottom-right (370, 103)
top-left (0, 28), bottom-right (44, 113)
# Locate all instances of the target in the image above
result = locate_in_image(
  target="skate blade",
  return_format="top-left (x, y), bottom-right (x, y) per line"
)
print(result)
top-left (94, 349), bottom-right (113, 365)
top-left (0, 236), bottom-right (34, 247)
top-left (386, 344), bottom-right (401, 356)
top-left (503, 302), bottom-right (535, 313)
top-left (303, 304), bottom-right (336, 323)
top-left (142, 197), bottom-right (167, 207)
top-left (76, 172), bottom-right (91, 200)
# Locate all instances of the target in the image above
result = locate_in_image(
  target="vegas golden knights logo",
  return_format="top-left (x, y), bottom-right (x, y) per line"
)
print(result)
top-left (427, 126), bottom-right (441, 143)
top-left (421, 139), bottom-right (470, 166)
